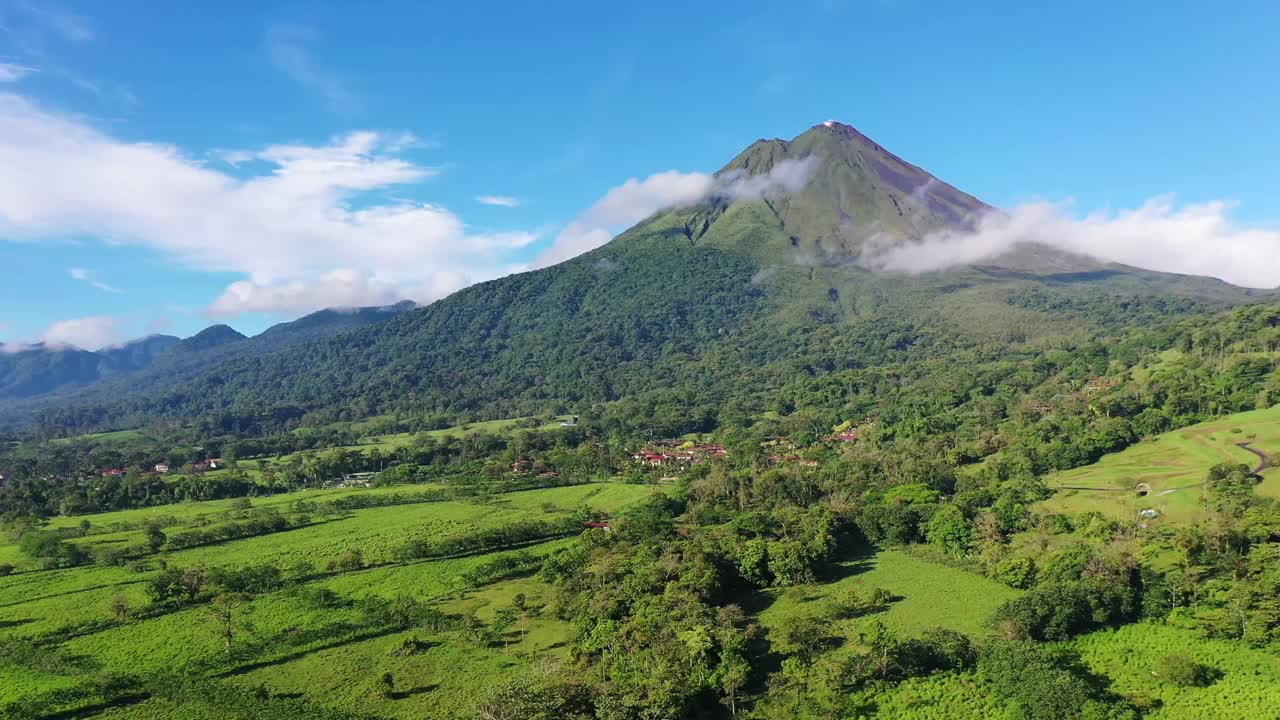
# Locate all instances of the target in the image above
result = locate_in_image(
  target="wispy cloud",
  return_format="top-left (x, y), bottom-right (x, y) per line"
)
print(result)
top-left (39, 315), bottom-right (120, 350)
top-left (0, 2), bottom-right (93, 48)
top-left (68, 267), bottom-right (122, 293)
top-left (477, 195), bottom-right (519, 208)
top-left (266, 24), bottom-right (355, 112)
top-left (536, 156), bottom-right (818, 267)
top-left (0, 63), bottom-right (34, 82)
top-left (863, 197), bottom-right (1280, 289)
top-left (34, 4), bottom-right (92, 43)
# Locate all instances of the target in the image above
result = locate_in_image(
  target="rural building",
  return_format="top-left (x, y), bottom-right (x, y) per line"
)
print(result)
top-left (101, 468), bottom-right (126, 477)
top-left (154, 463), bottom-right (170, 474)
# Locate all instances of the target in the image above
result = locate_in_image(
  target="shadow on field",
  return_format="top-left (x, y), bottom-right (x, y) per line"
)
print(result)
top-left (41, 693), bottom-right (150, 719)
top-left (0, 617), bottom-right (33, 629)
top-left (391, 684), bottom-right (439, 699)
top-left (0, 579), bottom-right (146, 610)
top-left (216, 625), bottom-right (404, 678)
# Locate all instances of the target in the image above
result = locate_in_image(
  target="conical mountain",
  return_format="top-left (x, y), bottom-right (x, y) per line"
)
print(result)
top-left (712, 121), bottom-right (990, 258)
top-left (1, 123), bottom-right (1267, 432)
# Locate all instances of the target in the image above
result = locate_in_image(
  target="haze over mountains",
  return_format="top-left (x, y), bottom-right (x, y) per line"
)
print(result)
top-left (0, 123), bottom-right (1268, 433)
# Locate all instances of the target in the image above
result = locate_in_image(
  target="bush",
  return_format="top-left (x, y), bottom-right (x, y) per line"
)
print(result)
top-left (992, 578), bottom-right (1137, 641)
top-left (18, 531), bottom-right (87, 568)
top-left (979, 641), bottom-right (1134, 720)
top-left (1156, 653), bottom-right (1217, 687)
top-left (0, 563), bottom-right (13, 576)
top-left (328, 549), bottom-right (365, 572)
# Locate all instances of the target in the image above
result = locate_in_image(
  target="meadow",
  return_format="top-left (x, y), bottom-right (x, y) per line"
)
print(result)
top-left (857, 622), bottom-right (1280, 720)
top-left (0, 480), bottom-right (657, 719)
top-left (754, 547), bottom-right (1022, 641)
top-left (1040, 405), bottom-right (1280, 523)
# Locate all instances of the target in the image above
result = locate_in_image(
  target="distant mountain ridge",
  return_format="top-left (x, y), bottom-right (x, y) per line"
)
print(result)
top-left (1, 123), bottom-right (1269, 434)
top-left (0, 301), bottom-right (417, 405)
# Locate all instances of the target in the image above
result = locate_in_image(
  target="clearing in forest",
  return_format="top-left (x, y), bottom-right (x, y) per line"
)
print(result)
top-left (1041, 405), bottom-right (1280, 523)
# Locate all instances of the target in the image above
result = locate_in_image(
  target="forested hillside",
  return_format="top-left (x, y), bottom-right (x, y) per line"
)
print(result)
top-left (4, 121), bottom-right (1280, 720)
top-left (0, 302), bottom-right (417, 433)
top-left (6, 128), bottom-right (1266, 436)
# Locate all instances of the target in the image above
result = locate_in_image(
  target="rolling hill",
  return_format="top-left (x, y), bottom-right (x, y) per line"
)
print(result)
top-left (0, 302), bottom-right (417, 424)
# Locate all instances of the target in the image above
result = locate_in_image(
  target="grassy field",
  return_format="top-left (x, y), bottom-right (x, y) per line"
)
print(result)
top-left (281, 416), bottom-right (572, 456)
top-left (1073, 623), bottom-right (1280, 719)
top-left (47, 429), bottom-right (150, 446)
top-left (745, 547), bottom-right (1021, 719)
top-left (0, 480), bottom-right (658, 718)
top-left (754, 547), bottom-right (1022, 640)
top-left (852, 621), bottom-right (1280, 720)
top-left (1041, 405), bottom-right (1280, 523)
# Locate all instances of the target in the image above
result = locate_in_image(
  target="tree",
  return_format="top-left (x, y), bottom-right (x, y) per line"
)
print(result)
top-left (512, 593), bottom-right (530, 643)
top-left (110, 593), bottom-right (130, 622)
top-left (203, 592), bottom-right (253, 653)
top-left (925, 505), bottom-right (972, 557)
top-left (979, 641), bottom-right (1134, 720)
top-left (145, 526), bottom-right (167, 552)
top-left (1156, 654), bottom-right (1217, 687)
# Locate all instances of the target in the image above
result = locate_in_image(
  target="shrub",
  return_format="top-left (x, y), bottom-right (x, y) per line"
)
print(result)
top-left (1156, 653), bottom-right (1217, 687)
top-left (328, 549), bottom-right (365, 572)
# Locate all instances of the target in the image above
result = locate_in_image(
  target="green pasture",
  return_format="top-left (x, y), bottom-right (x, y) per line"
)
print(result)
top-left (0, 480), bottom-right (655, 716)
top-left (754, 547), bottom-right (1022, 640)
top-left (1041, 405), bottom-right (1280, 523)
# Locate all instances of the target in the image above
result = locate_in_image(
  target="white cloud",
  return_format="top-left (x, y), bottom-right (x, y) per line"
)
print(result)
top-left (208, 268), bottom-right (473, 316)
top-left (68, 266), bottom-right (121, 293)
top-left (266, 25), bottom-right (354, 111)
top-left (0, 63), bottom-right (34, 82)
top-left (536, 171), bottom-right (714, 267)
top-left (864, 197), bottom-right (1280, 288)
top-left (39, 315), bottom-right (121, 350)
top-left (536, 156), bottom-right (818, 267)
top-left (477, 195), bottom-right (519, 207)
top-left (0, 93), bottom-right (539, 316)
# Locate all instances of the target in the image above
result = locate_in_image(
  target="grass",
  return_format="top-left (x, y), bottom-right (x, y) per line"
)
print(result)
top-left (0, 480), bottom-right (656, 717)
top-left (1072, 622), bottom-right (1280, 719)
top-left (815, 621), bottom-right (1280, 720)
top-left (46, 429), bottom-right (149, 446)
top-left (227, 576), bottom-right (572, 720)
top-left (1041, 405), bottom-right (1280, 524)
top-left (272, 416), bottom-right (572, 460)
top-left (754, 547), bottom-right (1021, 640)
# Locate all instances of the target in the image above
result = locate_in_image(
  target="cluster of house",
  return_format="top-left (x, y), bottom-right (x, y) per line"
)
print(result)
top-left (98, 458), bottom-right (225, 478)
top-left (633, 441), bottom-right (728, 470)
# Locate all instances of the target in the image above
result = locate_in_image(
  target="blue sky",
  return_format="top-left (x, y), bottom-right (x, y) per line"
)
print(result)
top-left (1, 0), bottom-right (1278, 348)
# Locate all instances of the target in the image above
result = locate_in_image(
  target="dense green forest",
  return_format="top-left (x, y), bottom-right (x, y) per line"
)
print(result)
top-left (3, 294), bottom-right (1280, 717)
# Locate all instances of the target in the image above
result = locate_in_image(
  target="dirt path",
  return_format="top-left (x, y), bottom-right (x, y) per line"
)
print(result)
top-left (1237, 442), bottom-right (1273, 474)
